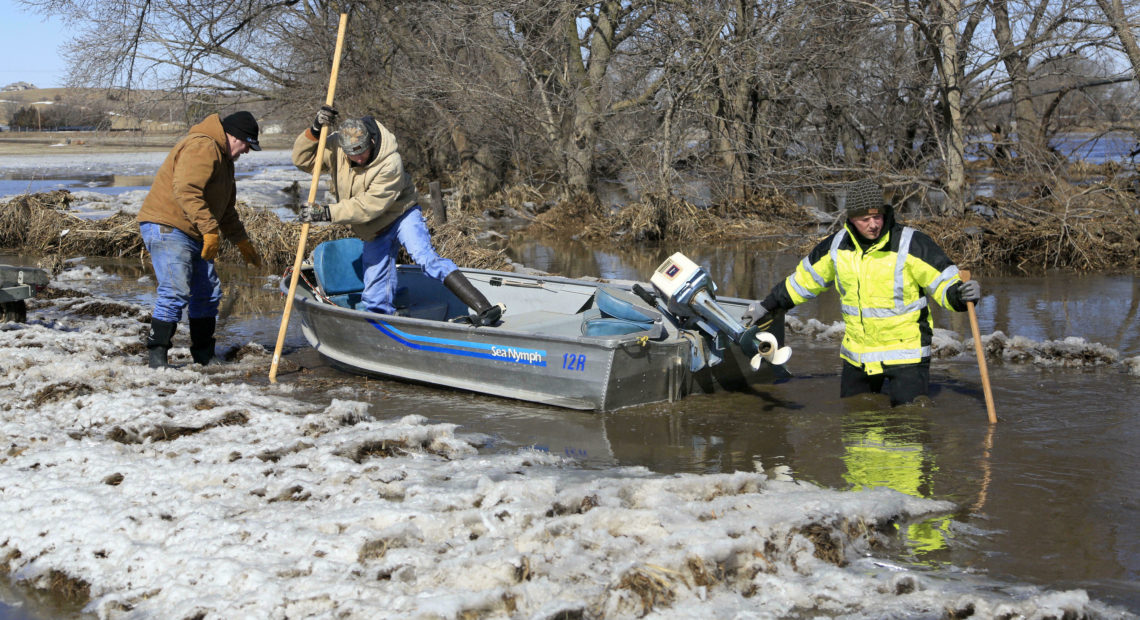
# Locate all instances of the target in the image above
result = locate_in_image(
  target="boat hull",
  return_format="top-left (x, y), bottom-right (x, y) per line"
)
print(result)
top-left (286, 265), bottom-right (786, 411)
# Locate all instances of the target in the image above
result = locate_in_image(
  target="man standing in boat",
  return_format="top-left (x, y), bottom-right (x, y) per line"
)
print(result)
top-left (138, 111), bottom-right (265, 369)
top-left (743, 179), bottom-right (982, 406)
top-left (293, 106), bottom-right (503, 325)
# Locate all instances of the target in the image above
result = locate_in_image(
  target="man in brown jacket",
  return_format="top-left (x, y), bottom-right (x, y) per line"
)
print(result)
top-left (137, 111), bottom-right (264, 368)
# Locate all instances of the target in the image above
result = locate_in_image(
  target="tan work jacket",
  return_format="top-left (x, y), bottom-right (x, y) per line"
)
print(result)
top-left (291, 118), bottom-right (417, 240)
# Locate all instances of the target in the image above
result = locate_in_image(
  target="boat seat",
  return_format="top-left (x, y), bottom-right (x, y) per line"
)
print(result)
top-left (312, 239), bottom-right (424, 314)
top-left (594, 286), bottom-right (661, 323)
top-left (582, 286), bottom-right (664, 338)
top-left (312, 238), bottom-right (365, 309)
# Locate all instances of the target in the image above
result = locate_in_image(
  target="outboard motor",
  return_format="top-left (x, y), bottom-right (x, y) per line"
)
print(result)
top-left (648, 252), bottom-right (791, 370)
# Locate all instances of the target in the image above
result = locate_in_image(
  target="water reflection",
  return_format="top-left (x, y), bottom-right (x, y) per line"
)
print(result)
top-left (840, 408), bottom-right (951, 558)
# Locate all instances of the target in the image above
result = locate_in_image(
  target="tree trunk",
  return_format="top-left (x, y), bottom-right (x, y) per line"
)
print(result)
top-left (936, 0), bottom-right (966, 214)
top-left (450, 124), bottom-right (502, 201)
top-left (991, 0), bottom-right (1048, 160)
top-left (1094, 0), bottom-right (1140, 87)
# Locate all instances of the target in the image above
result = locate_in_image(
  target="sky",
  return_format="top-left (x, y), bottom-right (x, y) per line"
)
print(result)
top-left (0, 0), bottom-right (71, 88)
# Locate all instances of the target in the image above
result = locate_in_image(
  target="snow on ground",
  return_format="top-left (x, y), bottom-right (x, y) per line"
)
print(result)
top-left (0, 268), bottom-right (1132, 619)
top-left (1125, 356), bottom-right (1140, 376)
top-left (787, 316), bottom-right (1130, 371)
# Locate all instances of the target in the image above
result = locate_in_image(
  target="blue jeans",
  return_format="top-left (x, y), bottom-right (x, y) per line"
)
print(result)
top-left (362, 206), bottom-right (457, 314)
top-left (139, 222), bottom-right (222, 323)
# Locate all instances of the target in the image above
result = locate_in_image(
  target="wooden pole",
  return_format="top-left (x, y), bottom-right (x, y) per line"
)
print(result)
top-left (269, 13), bottom-right (348, 383)
top-left (428, 181), bottom-right (446, 224)
top-left (961, 270), bottom-right (997, 423)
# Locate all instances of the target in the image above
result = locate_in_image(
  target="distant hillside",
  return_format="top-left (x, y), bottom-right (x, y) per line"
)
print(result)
top-left (1, 81), bottom-right (39, 92)
top-left (0, 87), bottom-right (287, 135)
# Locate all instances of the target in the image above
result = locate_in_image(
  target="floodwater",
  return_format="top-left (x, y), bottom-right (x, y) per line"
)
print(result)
top-left (3, 235), bottom-right (1137, 617)
top-left (437, 239), bottom-right (1140, 612)
top-left (1, 146), bottom-right (1139, 617)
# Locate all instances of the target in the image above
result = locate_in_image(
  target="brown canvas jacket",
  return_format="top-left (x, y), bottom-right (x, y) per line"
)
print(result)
top-left (136, 113), bottom-right (248, 244)
top-left (291, 117), bottom-right (417, 240)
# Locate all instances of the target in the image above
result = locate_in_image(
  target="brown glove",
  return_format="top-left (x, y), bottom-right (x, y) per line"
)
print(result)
top-left (236, 239), bottom-right (263, 267)
top-left (201, 232), bottom-right (220, 261)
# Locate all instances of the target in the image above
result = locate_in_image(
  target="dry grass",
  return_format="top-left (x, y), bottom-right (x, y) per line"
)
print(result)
top-left (931, 176), bottom-right (1140, 272)
top-left (0, 191), bottom-right (511, 274)
top-left (106, 410), bottom-right (251, 444)
top-left (46, 569), bottom-right (91, 605)
top-left (528, 190), bottom-right (815, 244)
top-left (0, 191), bottom-right (145, 266)
top-left (615, 565), bottom-right (678, 614)
top-left (525, 178), bottom-right (1140, 274)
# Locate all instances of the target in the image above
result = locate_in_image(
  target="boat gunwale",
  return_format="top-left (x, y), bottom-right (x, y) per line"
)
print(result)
top-left (283, 265), bottom-right (761, 350)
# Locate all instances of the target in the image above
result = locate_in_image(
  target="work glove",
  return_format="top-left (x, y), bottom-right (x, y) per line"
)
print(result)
top-left (310, 105), bottom-right (339, 136)
top-left (201, 232), bottom-right (220, 261)
top-left (741, 299), bottom-right (782, 331)
top-left (299, 203), bottom-right (332, 223)
top-left (958, 279), bottom-right (981, 303)
top-left (236, 239), bottom-right (263, 268)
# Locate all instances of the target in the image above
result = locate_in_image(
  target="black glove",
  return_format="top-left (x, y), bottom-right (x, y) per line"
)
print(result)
top-left (958, 279), bottom-right (981, 303)
top-left (299, 203), bottom-right (332, 223)
top-left (741, 299), bottom-right (781, 330)
top-left (310, 105), bottom-right (339, 135)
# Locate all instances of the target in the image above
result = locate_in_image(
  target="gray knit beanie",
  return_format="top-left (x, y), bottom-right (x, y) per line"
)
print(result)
top-left (845, 179), bottom-right (884, 216)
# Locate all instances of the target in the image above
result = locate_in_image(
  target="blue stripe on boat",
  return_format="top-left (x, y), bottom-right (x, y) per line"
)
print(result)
top-left (369, 319), bottom-right (547, 366)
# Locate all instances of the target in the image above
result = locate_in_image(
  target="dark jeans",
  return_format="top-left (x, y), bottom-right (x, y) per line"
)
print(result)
top-left (841, 359), bottom-right (930, 406)
top-left (139, 222), bottom-right (221, 323)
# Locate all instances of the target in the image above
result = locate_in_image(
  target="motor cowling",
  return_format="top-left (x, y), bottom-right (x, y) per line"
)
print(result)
top-left (650, 252), bottom-right (791, 369)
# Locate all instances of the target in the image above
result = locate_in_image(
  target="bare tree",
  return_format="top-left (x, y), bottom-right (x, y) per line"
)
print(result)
top-left (1092, 0), bottom-right (1140, 87)
top-left (18, 0), bottom-right (1139, 218)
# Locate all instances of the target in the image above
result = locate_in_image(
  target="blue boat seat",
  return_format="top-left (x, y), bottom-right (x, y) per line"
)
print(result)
top-left (594, 286), bottom-right (660, 323)
top-left (582, 287), bottom-right (663, 337)
top-left (312, 238), bottom-right (365, 309)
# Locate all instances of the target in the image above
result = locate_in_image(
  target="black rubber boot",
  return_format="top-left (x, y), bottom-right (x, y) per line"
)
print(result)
top-left (147, 319), bottom-right (177, 369)
top-left (188, 317), bottom-right (218, 365)
top-left (443, 271), bottom-right (504, 326)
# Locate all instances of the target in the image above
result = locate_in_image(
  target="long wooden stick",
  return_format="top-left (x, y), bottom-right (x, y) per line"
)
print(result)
top-left (961, 270), bottom-right (997, 423)
top-left (269, 13), bottom-right (348, 383)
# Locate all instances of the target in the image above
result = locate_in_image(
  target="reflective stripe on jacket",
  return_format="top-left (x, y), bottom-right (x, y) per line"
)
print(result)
top-left (780, 221), bottom-right (962, 375)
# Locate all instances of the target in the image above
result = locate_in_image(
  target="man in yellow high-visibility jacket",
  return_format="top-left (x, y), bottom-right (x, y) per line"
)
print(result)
top-left (744, 179), bottom-right (982, 405)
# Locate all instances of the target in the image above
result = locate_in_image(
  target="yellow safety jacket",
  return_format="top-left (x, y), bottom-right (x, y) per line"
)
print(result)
top-left (772, 216), bottom-right (965, 375)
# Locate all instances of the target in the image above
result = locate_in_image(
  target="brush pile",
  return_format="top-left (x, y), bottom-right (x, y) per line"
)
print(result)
top-left (524, 176), bottom-right (1140, 273)
top-left (0, 191), bottom-right (145, 264)
top-left (528, 190), bottom-right (808, 243)
top-left (0, 191), bottom-right (510, 273)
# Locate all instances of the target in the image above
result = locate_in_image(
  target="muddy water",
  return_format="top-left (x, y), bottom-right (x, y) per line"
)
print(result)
top-left (4, 239), bottom-right (1139, 615)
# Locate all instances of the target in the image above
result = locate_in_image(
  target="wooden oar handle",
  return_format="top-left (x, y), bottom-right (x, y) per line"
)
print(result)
top-left (960, 269), bottom-right (997, 423)
top-left (269, 13), bottom-right (349, 384)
